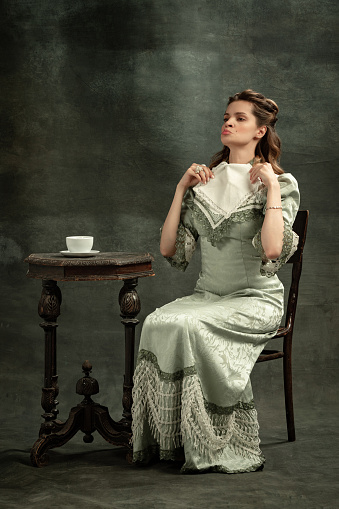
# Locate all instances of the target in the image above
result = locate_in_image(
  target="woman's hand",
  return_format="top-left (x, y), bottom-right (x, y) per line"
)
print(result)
top-left (249, 162), bottom-right (278, 188)
top-left (178, 163), bottom-right (215, 191)
top-left (161, 162), bottom-right (213, 258)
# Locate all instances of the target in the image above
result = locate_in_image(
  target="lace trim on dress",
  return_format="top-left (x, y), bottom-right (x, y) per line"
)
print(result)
top-left (194, 179), bottom-right (265, 228)
top-left (137, 350), bottom-right (197, 381)
top-left (162, 222), bottom-right (198, 272)
top-left (252, 220), bottom-right (299, 277)
top-left (193, 161), bottom-right (266, 229)
top-left (183, 187), bottom-right (264, 247)
top-left (132, 350), bottom-right (264, 468)
top-left (191, 203), bottom-right (263, 247)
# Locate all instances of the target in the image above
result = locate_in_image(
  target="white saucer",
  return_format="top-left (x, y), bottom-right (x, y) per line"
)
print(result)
top-left (60, 250), bottom-right (100, 258)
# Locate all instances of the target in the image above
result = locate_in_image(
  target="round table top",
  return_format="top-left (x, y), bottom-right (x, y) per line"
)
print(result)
top-left (24, 252), bottom-right (155, 281)
top-left (25, 252), bottom-right (153, 266)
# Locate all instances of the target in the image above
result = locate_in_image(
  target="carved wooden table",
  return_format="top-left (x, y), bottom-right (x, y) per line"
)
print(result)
top-left (25, 252), bottom-right (154, 467)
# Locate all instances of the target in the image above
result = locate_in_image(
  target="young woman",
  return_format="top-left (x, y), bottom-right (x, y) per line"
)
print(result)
top-left (131, 89), bottom-right (300, 473)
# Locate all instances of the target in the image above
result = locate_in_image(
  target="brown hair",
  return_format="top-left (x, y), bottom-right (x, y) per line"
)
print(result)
top-left (210, 89), bottom-right (284, 174)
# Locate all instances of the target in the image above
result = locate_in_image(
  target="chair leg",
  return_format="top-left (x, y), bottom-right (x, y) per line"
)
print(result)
top-left (283, 337), bottom-right (296, 442)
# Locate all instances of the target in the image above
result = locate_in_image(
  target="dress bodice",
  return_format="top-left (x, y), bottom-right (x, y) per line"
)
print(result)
top-left (164, 162), bottom-right (300, 283)
top-left (195, 220), bottom-right (282, 296)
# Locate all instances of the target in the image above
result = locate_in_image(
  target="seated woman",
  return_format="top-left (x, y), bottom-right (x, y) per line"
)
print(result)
top-left (131, 89), bottom-right (300, 474)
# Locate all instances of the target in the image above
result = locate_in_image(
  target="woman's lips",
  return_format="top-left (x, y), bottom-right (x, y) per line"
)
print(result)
top-left (222, 129), bottom-right (232, 134)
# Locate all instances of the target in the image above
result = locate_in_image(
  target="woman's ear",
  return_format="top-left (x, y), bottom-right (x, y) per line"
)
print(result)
top-left (255, 126), bottom-right (267, 139)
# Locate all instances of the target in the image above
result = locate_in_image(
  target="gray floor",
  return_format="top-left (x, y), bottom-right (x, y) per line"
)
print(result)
top-left (1, 400), bottom-right (338, 509)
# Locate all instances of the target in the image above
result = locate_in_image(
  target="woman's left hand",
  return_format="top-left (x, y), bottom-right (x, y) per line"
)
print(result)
top-left (249, 162), bottom-right (278, 188)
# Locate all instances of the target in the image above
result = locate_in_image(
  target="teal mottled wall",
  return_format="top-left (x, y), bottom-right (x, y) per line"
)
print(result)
top-left (0, 1), bottom-right (338, 431)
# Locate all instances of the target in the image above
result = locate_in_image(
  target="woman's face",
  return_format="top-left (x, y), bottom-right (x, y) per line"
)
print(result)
top-left (221, 100), bottom-right (265, 148)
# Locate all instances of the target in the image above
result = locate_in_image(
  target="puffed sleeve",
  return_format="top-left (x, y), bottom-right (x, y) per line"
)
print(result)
top-left (161, 188), bottom-right (199, 272)
top-left (252, 173), bottom-right (300, 277)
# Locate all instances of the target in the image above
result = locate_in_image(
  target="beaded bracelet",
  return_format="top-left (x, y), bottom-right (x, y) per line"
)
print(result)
top-left (266, 206), bottom-right (282, 210)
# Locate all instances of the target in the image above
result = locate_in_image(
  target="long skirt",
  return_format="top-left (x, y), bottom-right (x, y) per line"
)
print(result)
top-left (131, 289), bottom-right (282, 473)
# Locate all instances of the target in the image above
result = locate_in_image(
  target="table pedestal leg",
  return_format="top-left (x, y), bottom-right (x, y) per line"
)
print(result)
top-left (119, 278), bottom-right (141, 428)
top-left (31, 361), bottom-right (131, 467)
top-left (30, 277), bottom-right (142, 467)
top-left (38, 280), bottom-right (63, 435)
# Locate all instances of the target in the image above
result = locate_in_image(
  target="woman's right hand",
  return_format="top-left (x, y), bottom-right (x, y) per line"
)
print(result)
top-left (161, 163), bottom-right (214, 258)
top-left (177, 163), bottom-right (215, 191)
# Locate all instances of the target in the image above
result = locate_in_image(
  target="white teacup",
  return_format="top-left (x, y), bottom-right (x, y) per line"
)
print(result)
top-left (66, 236), bottom-right (93, 253)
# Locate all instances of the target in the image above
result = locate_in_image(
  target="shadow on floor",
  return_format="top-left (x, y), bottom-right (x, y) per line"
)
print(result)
top-left (1, 417), bottom-right (338, 509)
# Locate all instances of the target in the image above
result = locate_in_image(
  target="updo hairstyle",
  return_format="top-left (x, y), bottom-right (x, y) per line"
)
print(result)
top-left (210, 89), bottom-right (283, 174)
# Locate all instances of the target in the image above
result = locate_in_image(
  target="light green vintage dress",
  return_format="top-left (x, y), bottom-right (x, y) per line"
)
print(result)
top-left (132, 162), bottom-right (300, 473)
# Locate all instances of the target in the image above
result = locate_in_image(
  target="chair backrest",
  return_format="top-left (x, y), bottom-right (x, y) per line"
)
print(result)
top-left (283, 210), bottom-right (309, 333)
top-left (287, 210), bottom-right (309, 264)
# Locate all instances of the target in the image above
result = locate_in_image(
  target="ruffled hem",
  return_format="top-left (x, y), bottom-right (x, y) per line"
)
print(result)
top-left (133, 444), bottom-right (184, 463)
top-left (133, 443), bottom-right (265, 475)
top-left (180, 458), bottom-right (265, 475)
top-left (132, 350), bottom-right (264, 472)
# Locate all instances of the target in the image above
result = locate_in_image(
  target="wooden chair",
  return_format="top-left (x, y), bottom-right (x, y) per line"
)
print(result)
top-left (256, 210), bottom-right (309, 442)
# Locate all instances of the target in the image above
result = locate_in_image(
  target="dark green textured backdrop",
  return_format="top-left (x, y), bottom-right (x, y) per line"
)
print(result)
top-left (0, 0), bottom-right (338, 444)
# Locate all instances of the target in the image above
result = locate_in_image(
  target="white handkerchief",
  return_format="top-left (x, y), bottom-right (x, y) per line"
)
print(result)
top-left (193, 162), bottom-right (264, 229)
